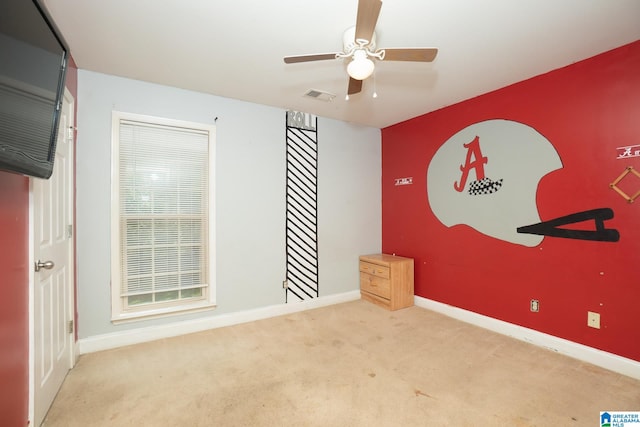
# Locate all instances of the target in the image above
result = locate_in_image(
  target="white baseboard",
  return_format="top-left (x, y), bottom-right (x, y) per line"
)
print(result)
top-left (78, 290), bottom-right (360, 354)
top-left (414, 296), bottom-right (640, 380)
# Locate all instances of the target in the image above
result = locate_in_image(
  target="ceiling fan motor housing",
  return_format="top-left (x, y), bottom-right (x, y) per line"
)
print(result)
top-left (343, 26), bottom-right (376, 52)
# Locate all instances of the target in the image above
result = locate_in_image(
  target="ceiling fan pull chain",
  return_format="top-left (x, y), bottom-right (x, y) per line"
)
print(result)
top-left (372, 71), bottom-right (378, 99)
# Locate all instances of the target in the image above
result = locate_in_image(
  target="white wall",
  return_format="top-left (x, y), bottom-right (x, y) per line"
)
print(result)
top-left (76, 70), bottom-right (381, 339)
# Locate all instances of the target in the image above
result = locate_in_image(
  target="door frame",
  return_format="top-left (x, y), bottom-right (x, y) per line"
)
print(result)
top-left (28, 87), bottom-right (77, 424)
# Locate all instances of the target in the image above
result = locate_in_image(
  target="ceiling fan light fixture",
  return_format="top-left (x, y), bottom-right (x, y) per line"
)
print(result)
top-left (347, 50), bottom-right (375, 80)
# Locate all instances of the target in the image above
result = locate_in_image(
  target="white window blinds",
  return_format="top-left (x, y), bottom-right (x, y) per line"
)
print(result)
top-left (116, 117), bottom-right (211, 312)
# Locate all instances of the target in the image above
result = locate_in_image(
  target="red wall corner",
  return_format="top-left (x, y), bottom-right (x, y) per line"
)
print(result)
top-left (0, 172), bottom-right (30, 425)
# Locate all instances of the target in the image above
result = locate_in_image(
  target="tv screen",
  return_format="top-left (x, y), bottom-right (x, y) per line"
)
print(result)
top-left (0, 0), bottom-right (68, 179)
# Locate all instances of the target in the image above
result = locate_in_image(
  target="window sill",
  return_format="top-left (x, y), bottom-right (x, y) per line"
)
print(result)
top-left (111, 301), bottom-right (217, 325)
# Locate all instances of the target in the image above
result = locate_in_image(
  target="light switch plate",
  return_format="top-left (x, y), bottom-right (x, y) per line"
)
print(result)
top-left (587, 311), bottom-right (601, 329)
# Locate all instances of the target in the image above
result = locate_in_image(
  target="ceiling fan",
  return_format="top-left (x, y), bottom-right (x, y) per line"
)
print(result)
top-left (283, 0), bottom-right (438, 97)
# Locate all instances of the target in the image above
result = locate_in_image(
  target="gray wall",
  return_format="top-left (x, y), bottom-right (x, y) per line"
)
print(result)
top-left (76, 70), bottom-right (381, 338)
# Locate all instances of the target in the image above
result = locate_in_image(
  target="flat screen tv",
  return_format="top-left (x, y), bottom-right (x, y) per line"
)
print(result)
top-left (0, 0), bottom-right (68, 179)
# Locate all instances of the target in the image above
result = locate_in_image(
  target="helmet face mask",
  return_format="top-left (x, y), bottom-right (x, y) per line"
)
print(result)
top-left (427, 119), bottom-right (563, 247)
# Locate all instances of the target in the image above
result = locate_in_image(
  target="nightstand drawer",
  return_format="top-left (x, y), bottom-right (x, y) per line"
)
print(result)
top-left (359, 261), bottom-right (390, 279)
top-left (360, 272), bottom-right (391, 299)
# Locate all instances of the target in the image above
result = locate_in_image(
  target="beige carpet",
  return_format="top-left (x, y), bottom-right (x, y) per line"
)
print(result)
top-left (43, 300), bottom-right (639, 426)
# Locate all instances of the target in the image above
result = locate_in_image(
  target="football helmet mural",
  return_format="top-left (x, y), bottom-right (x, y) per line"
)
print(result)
top-left (427, 119), bottom-right (563, 247)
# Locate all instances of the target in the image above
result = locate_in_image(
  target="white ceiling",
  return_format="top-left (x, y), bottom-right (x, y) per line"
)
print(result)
top-left (42, 0), bottom-right (640, 129)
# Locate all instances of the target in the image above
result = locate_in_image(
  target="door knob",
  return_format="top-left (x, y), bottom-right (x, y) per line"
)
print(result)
top-left (35, 260), bottom-right (55, 272)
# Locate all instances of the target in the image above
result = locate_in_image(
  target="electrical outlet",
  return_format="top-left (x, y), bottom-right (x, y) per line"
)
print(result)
top-left (587, 311), bottom-right (600, 329)
top-left (530, 299), bottom-right (539, 312)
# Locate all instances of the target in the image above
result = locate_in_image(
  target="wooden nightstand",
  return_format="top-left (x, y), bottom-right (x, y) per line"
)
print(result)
top-left (359, 254), bottom-right (414, 310)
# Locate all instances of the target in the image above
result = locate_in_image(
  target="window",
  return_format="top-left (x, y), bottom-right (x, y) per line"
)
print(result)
top-left (111, 112), bottom-right (215, 322)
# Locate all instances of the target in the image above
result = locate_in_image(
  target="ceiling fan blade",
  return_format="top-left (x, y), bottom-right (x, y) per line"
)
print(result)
top-left (284, 53), bottom-right (339, 64)
top-left (347, 77), bottom-right (363, 95)
top-left (382, 48), bottom-right (438, 62)
top-left (354, 0), bottom-right (382, 43)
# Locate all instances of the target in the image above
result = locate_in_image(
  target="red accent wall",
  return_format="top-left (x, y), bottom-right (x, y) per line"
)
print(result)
top-left (0, 172), bottom-right (29, 425)
top-left (382, 41), bottom-right (640, 361)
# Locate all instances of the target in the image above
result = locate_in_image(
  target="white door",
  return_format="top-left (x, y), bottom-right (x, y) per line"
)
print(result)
top-left (32, 89), bottom-right (75, 426)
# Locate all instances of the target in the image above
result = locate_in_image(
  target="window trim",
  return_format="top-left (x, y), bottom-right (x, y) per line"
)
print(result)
top-left (110, 111), bottom-right (216, 324)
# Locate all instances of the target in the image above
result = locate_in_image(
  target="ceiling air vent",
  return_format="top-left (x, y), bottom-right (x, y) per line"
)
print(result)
top-left (304, 89), bottom-right (336, 102)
